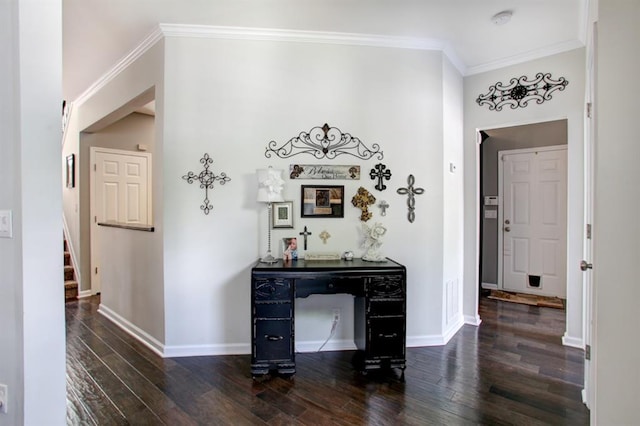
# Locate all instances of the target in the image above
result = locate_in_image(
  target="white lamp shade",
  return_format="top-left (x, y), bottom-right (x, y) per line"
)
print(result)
top-left (257, 168), bottom-right (285, 202)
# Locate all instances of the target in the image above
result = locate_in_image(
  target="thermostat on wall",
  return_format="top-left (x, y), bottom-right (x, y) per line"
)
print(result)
top-left (484, 196), bottom-right (499, 206)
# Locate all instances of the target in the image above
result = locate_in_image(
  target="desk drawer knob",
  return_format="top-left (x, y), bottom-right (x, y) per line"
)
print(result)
top-left (265, 334), bottom-right (284, 341)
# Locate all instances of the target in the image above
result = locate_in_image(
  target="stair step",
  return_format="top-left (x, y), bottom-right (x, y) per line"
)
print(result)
top-left (64, 251), bottom-right (71, 266)
top-left (64, 265), bottom-right (75, 281)
top-left (65, 280), bottom-right (78, 301)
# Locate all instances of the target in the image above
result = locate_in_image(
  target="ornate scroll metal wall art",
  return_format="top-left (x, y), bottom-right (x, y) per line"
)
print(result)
top-left (370, 163), bottom-right (392, 191)
top-left (397, 175), bottom-right (424, 223)
top-left (476, 73), bottom-right (569, 111)
top-left (182, 153), bottom-right (231, 215)
top-left (265, 123), bottom-right (384, 160)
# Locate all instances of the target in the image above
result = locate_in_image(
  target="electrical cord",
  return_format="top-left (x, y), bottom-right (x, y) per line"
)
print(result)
top-left (317, 317), bottom-right (339, 352)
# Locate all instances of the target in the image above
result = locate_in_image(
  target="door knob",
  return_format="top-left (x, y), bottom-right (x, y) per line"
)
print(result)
top-left (580, 260), bottom-right (593, 271)
top-left (504, 226), bottom-right (511, 232)
top-left (505, 219), bottom-right (510, 225)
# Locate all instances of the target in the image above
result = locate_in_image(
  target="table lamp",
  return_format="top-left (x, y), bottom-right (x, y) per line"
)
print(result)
top-left (257, 167), bottom-right (285, 263)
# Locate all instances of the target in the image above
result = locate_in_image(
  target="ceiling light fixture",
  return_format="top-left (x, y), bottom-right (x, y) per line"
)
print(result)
top-left (491, 10), bottom-right (513, 26)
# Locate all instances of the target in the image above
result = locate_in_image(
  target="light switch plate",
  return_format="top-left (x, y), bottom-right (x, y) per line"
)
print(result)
top-left (0, 210), bottom-right (12, 238)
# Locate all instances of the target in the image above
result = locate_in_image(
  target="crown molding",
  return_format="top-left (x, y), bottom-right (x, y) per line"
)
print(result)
top-left (465, 39), bottom-right (585, 76)
top-left (73, 22), bottom-right (585, 105)
top-left (74, 26), bottom-right (164, 106)
top-left (159, 23), bottom-right (467, 75)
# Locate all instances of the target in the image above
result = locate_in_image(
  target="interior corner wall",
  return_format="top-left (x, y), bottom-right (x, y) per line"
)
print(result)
top-left (1, 0), bottom-right (65, 424)
top-left (160, 35), bottom-right (452, 354)
top-left (0, 2), bottom-right (23, 424)
top-left (62, 109), bottom-right (82, 291)
top-left (75, 40), bottom-right (166, 347)
top-left (463, 48), bottom-right (586, 342)
top-left (442, 56), bottom-right (465, 336)
top-left (593, 0), bottom-right (640, 422)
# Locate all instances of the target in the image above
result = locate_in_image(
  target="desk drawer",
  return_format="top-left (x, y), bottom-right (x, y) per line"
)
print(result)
top-left (254, 319), bottom-right (293, 361)
top-left (296, 277), bottom-right (364, 297)
top-left (368, 276), bottom-right (404, 298)
top-left (368, 299), bottom-right (405, 317)
top-left (254, 278), bottom-right (292, 301)
top-left (368, 317), bottom-right (405, 358)
top-left (254, 302), bottom-right (291, 319)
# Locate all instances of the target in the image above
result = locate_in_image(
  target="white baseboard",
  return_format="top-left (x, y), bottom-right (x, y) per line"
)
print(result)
top-left (406, 334), bottom-right (447, 347)
top-left (295, 339), bottom-right (358, 353)
top-left (163, 343), bottom-right (250, 358)
top-left (98, 303), bottom-right (165, 357)
top-left (464, 314), bottom-right (482, 326)
top-left (482, 282), bottom-right (498, 290)
top-left (77, 289), bottom-right (93, 299)
top-left (562, 333), bottom-right (584, 349)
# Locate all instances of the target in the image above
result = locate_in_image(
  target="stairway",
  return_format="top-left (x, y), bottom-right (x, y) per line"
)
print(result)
top-left (64, 238), bottom-right (78, 301)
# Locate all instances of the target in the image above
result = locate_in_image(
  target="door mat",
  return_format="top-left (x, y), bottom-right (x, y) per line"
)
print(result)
top-left (487, 290), bottom-right (565, 310)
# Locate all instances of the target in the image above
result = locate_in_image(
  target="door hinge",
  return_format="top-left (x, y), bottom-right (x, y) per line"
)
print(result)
top-left (94, 163), bottom-right (96, 171)
top-left (585, 344), bottom-right (591, 360)
top-left (586, 224), bottom-right (592, 239)
top-left (586, 102), bottom-right (592, 118)
top-left (95, 267), bottom-right (98, 274)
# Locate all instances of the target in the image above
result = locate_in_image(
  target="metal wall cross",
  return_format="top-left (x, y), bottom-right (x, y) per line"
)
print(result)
top-left (182, 153), bottom-right (231, 215)
top-left (369, 163), bottom-right (392, 191)
top-left (319, 230), bottom-right (331, 244)
top-left (378, 200), bottom-right (389, 216)
top-left (396, 174), bottom-right (424, 223)
top-left (299, 226), bottom-right (312, 250)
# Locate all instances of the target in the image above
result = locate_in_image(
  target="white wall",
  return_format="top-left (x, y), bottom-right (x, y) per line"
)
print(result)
top-left (0, 0), bottom-right (66, 425)
top-left (73, 40), bottom-right (166, 349)
top-left (592, 0), bottom-right (640, 422)
top-left (463, 48), bottom-right (586, 344)
top-left (159, 33), bottom-right (462, 354)
top-left (442, 56), bottom-right (465, 335)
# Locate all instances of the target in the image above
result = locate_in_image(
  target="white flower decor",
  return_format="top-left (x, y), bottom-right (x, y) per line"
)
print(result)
top-left (362, 222), bottom-right (387, 262)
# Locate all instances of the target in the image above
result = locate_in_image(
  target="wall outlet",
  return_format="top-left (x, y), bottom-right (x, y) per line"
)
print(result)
top-left (331, 308), bottom-right (341, 323)
top-left (0, 384), bottom-right (7, 413)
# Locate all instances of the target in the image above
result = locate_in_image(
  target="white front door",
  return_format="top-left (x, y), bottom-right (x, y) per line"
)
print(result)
top-left (90, 147), bottom-right (152, 294)
top-left (499, 146), bottom-right (567, 298)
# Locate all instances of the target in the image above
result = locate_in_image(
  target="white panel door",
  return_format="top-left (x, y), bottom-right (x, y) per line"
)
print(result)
top-left (91, 148), bottom-right (152, 294)
top-left (95, 152), bottom-right (149, 225)
top-left (501, 146), bottom-right (567, 297)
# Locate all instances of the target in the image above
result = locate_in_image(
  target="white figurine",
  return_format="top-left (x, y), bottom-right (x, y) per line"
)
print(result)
top-left (361, 222), bottom-right (387, 262)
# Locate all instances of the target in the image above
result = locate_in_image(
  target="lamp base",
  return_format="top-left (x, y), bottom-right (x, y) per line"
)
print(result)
top-left (259, 252), bottom-right (279, 264)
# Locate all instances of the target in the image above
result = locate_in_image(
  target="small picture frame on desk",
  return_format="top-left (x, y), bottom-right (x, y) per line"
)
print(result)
top-left (282, 237), bottom-right (298, 260)
top-left (272, 201), bottom-right (294, 228)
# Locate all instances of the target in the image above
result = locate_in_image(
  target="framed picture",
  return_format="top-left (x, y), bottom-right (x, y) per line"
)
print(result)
top-left (301, 185), bottom-right (344, 218)
top-left (272, 201), bottom-right (294, 228)
top-left (282, 237), bottom-right (299, 260)
top-left (66, 154), bottom-right (75, 188)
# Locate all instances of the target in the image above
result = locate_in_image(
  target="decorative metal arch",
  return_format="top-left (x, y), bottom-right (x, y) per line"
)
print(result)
top-left (265, 123), bottom-right (383, 160)
top-left (476, 72), bottom-right (569, 111)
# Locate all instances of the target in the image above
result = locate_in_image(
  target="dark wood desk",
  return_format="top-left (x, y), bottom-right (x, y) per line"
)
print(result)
top-left (251, 258), bottom-right (406, 379)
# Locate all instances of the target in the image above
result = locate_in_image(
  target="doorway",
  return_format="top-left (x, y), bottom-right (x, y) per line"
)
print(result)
top-left (498, 145), bottom-right (567, 298)
top-left (90, 147), bottom-right (152, 294)
top-left (479, 120), bottom-right (568, 299)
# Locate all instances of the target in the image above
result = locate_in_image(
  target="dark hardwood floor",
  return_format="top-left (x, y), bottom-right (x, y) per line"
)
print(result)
top-left (66, 295), bottom-right (589, 425)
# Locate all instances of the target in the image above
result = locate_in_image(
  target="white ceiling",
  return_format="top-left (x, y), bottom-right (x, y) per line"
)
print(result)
top-left (63, 0), bottom-right (587, 101)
